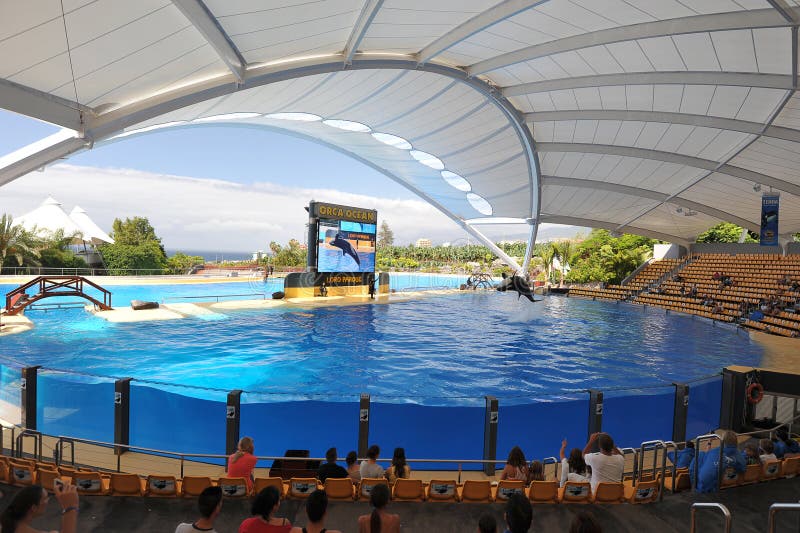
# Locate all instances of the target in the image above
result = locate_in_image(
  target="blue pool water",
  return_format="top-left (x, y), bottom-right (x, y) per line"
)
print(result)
top-left (0, 280), bottom-right (762, 406)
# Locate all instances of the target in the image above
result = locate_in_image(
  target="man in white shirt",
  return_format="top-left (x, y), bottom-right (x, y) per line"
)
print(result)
top-left (175, 486), bottom-right (222, 533)
top-left (583, 432), bottom-right (625, 493)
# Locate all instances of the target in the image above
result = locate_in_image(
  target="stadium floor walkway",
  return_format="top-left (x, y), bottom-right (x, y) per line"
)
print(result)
top-left (1, 478), bottom-right (798, 532)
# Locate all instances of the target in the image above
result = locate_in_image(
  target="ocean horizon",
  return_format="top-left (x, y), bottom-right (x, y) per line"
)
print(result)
top-left (165, 249), bottom-right (256, 262)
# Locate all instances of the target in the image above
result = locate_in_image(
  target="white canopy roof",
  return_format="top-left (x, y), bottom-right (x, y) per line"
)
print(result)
top-left (69, 206), bottom-right (115, 244)
top-left (2, 1), bottom-right (800, 258)
top-left (14, 196), bottom-right (84, 241)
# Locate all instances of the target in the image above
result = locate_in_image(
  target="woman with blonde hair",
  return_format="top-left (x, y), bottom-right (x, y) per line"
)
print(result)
top-left (228, 436), bottom-right (257, 492)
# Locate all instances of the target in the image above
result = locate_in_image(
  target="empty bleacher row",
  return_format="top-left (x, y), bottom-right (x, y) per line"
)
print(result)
top-left (624, 258), bottom-right (683, 292)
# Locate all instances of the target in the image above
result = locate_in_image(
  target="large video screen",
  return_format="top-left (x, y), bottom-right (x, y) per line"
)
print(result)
top-left (317, 220), bottom-right (376, 273)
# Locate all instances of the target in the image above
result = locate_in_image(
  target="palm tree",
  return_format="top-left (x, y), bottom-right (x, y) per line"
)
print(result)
top-left (552, 240), bottom-right (574, 286)
top-left (0, 214), bottom-right (40, 271)
top-left (537, 245), bottom-right (555, 284)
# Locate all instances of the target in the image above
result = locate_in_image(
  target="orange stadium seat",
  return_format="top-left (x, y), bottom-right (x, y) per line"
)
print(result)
top-left (762, 460), bottom-right (782, 481)
top-left (591, 482), bottom-right (626, 503)
top-left (288, 477), bottom-right (319, 499)
top-left (495, 480), bottom-right (526, 501)
top-left (73, 471), bottom-right (108, 495)
top-left (357, 478), bottom-right (389, 501)
top-left (559, 481), bottom-right (591, 503)
top-left (37, 469), bottom-right (62, 492)
top-left (739, 464), bottom-right (761, 485)
top-left (426, 480), bottom-right (458, 502)
top-left (720, 468), bottom-right (740, 489)
top-left (218, 477), bottom-right (249, 498)
top-left (182, 476), bottom-right (213, 498)
top-left (254, 477), bottom-right (286, 498)
top-left (627, 480), bottom-right (660, 504)
top-left (460, 480), bottom-right (492, 503)
top-left (110, 473), bottom-right (144, 496)
top-left (10, 462), bottom-right (36, 487)
top-left (323, 478), bottom-right (355, 501)
top-left (528, 481), bottom-right (558, 504)
top-left (146, 475), bottom-right (179, 497)
top-left (392, 478), bottom-right (425, 502)
top-left (782, 456), bottom-right (799, 477)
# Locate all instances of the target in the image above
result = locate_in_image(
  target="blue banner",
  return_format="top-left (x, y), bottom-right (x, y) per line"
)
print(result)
top-left (760, 194), bottom-right (779, 246)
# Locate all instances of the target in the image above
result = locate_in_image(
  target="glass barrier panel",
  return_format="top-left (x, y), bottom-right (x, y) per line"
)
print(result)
top-left (37, 370), bottom-right (114, 443)
top-left (686, 376), bottom-right (723, 439)
top-left (603, 386), bottom-right (675, 447)
top-left (130, 384), bottom-right (226, 457)
top-left (497, 398), bottom-right (588, 463)
top-left (240, 394), bottom-right (359, 464)
top-left (0, 363), bottom-right (22, 425)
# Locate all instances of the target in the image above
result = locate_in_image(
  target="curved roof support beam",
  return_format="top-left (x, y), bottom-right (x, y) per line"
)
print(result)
top-left (172, 0), bottom-right (246, 83)
top-left (537, 142), bottom-right (800, 198)
top-left (469, 8), bottom-right (794, 76)
top-left (417, 0), bottom-right (546, 64)
top-left (542, 175), bottom-right (759, 232)
top-left (0, 78), bottom-right (89, 132)
top-left (526, 110), bottom-right (800, 144)
top-left (503, 72), bottom-right (793, 97)
top-left (538, 214), bottom-right (691, 248)
top-left (767, 0), bottom-right (800, 24)
top-left (0, 130), bottom-right (90, 187)
top-left (344, 0), bottom-right (385, 64)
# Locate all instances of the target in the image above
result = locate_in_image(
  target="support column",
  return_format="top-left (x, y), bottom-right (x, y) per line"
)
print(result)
top-left (587, 389), bottom-right (603, 444)
top-left (358, 394), bottom-right (370, 457)
top-left (226, 390), bottom-right (242, 457)
top-left (114, 378), bottom-right (132, 455)
top-left (21, 366), bottom-right (40, 430)
top-left (521, 218), bottom-right (538, 274)
top-left (672, 383), bottom-right (689, 443)
top-left (483, 396), bottom-right (499, 476)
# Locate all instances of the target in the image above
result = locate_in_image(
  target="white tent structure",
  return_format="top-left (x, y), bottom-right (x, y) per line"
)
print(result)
top-left (2, 1), bottom-right (800, 269)
top-left (69, 206), bottom-right (115, 245)
top-left (14, 196), bottom-right (84, 242)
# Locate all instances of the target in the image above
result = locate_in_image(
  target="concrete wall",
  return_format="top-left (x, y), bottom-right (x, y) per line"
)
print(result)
top-left (689, 243), bottom-right (782, 255)
top-left (653, 243), bottom-right (682, 260)
top-left (787, 242), bottom-right (800, 255)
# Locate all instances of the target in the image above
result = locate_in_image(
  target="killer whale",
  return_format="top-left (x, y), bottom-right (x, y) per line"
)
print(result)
top-left (330, 232), bottom-right (361, 267)
top-left (496, 272), bottom-right (537, 303)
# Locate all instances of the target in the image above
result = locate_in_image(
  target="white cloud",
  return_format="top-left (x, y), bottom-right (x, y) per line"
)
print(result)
top-left (1, 164), bottom-right (581, 251)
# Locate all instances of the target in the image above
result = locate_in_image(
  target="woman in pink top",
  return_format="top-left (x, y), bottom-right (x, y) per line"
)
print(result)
top-left (228, 436), bottom-right (258, 492)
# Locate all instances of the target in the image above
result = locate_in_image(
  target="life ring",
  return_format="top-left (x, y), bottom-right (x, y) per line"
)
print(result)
top-left (747, 383), bottom-right (764, 404)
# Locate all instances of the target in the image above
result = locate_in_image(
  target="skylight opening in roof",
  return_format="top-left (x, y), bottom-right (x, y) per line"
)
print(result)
top-left (264, 112), bottom-right (322, 121)
top-left (323, 119), bottom-right (372, 132)
top-left (371, 132), bottom-right (412, 150)
top-left (467, 193), bottom-right (492, 216)
top-left (441, 171), bottom-right (471, 192)
top-left (410, 150), bottom-right (444, 170)
top-left (193, 113), bottom-right (261, 122)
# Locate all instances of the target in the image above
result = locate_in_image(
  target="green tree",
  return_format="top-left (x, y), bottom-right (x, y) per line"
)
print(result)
top-left (37, 229), bottom-right (87, 269)
top-left (552, 240), bottom-right (574, 286)
top-left (274, 238), bottom-right (306, 268)
top-left (377, 220), bottom-right (394, 247)
top-left (0, 214), bottom-right (40, 271)
top-left (166, 252), bottom-right (204, 274)
top-left (99, 216), bottom-right (168, 274)
top-left (696, 222), bottom-right (757, 243)
top-left (566, 229), bottom-right (655, 284)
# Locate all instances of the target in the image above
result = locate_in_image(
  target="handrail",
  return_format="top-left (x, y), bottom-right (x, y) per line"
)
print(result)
top-left (620, 447), bottom-right (638, 481)
top-left (16, 429), bottom-right (42, 462)
top-left (690, 503), bottom-right (731, 533)
top-left (161, 293), bottom-right (267, 303)
top-left (694, 433), bottom-right (723, 492)
top-left (768, 503), bottom-right (800, 533)
top-left (738, 412), bottom-right (800, 438)
top-left (664, 441), bottom-right (679, 492)
top-left (637, 440), bottom-right (669, 501)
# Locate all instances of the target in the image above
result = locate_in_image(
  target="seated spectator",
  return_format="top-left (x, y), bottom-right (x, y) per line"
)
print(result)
top-left (239, 486), bottom-right (291, 533)
top-left (317, 447), bottom-right (348, 483)
top-left (1, 483), bottom-right (80, 533)
top-left (791, 280), bottom-right (800, 291)
top-left (749, 309), bottom-right (765, 321)
top-left (689, 284), bottom-right (698, 298)
top-left (559, 439), bottom-right (590, 487)
top-left (500, 446), bottom-right (529, 482)
top-left (569, 511), bottom-right (602, 533)
top-left (528, 460), bottom-right (544, 482)
top-left (346, 451), bottom-right (361, 482)
top-left (477, 513), bottom-right (497, 533)
top-left (583, 432), bottom-right (625, 492)
top-left (743, 442), bottom-right (761, 466)
top-left (679, 284), bottom-right (686, 296)
top-left (360, 445), bottom-right (385, 479)
top-left (712, 302), bottom-right (723, 315)
top-left (689, 431), bottom-right (746, 493)
top-left (176, 486), bottom-right (222, 533)
top-left (666, 441), bottom-right (695, 469)
top-left (358, 483), bottom-right (399, 533)
top-left (289, 490), bottom-right (341, 533)
top-left (759, 439), bottom-right (777, 463)
top-left (773, 428), bottom-right (800, 458)
top-left (228, 436), bottom-right (257, 493)
top-left (385, 447), bottom-right (410, 483)
top-left (503, 493), bottom-right (532, 533)
top-left (712, 272), bottom-right (721, 281)
top-left (778, 274), bottom-right (791, 286)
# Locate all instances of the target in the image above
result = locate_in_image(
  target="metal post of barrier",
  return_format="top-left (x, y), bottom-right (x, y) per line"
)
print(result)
top-left (768, 503), bottom-right (800, 533)
top-left (694, 433), bottom-right (723, 491)
top-left (483, 395), bottom-right (498, 476)
top-left (587, 389), bottom-right (603, 445)
top-left (114, 378), bottom-right (132, 455)
top-left (672, 383), bottom-right (689, 443)
top-left (226, 390), bottom-right (242, 457)
top-left (21, 366), bottom-right (40, 430)
top-left (690, 503), bottom-right (731, 533)
top-left (358, 393), bottom-right (370, 458)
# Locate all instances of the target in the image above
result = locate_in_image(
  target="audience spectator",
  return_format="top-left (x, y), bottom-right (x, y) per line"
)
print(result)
top-left (289, 490), bottom-right (341, 533)
top-left (477, 513), bottom-right (497, 533)
top-left (346, 451), bottom-right (361, 482)
top-left (569, 511), bottom-right (602, 533)
top-left (749, 309), bottom-right (765, 321)
top-left (759, 439), bottom-right (777, 463)
top-left (690, 431), bottom-right (746, 493)
top-left (500, 446), bottom-right (529, 482)
top-left (712, 272), bottom-right (721, 281)
top-left (559, 439), bottom-right (590, 487)
top-left (666, 441), bottom-right (695, 469)
top-left (385, 447), bottom-right (410, 483)
top-left (358, 484), bottom-right (399, 533)
top-left (317, 448), bottom-right (348, 483)
top-left (689, 284), bottom-right (698, 298)
top-left (773, 428), bottom-right (800, 458)
top-left (527, 460), bottom-right (544, 483)
top-left (239, 486), bottom-right (291, 533)
top-left (228, 436), bottom-right (258, 493)
top-left (360, 445), bottom-right (385, 480)
top-left (743, 443), bottom-right (761, 466)
top-left (0, 483), bottom-right (80, 533)
top-left (712, 302), bottom-right (723, 315)
top-left (583, 433), bottom-right (624, 492)
top-left (503, 493), bottom-right (532, 533)
top-left (679, 284), bottom-right (686, 296)
top-left (176, 486), bottom-right (222, 533)
top-left (778, 274), bottom-right (791, 286)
